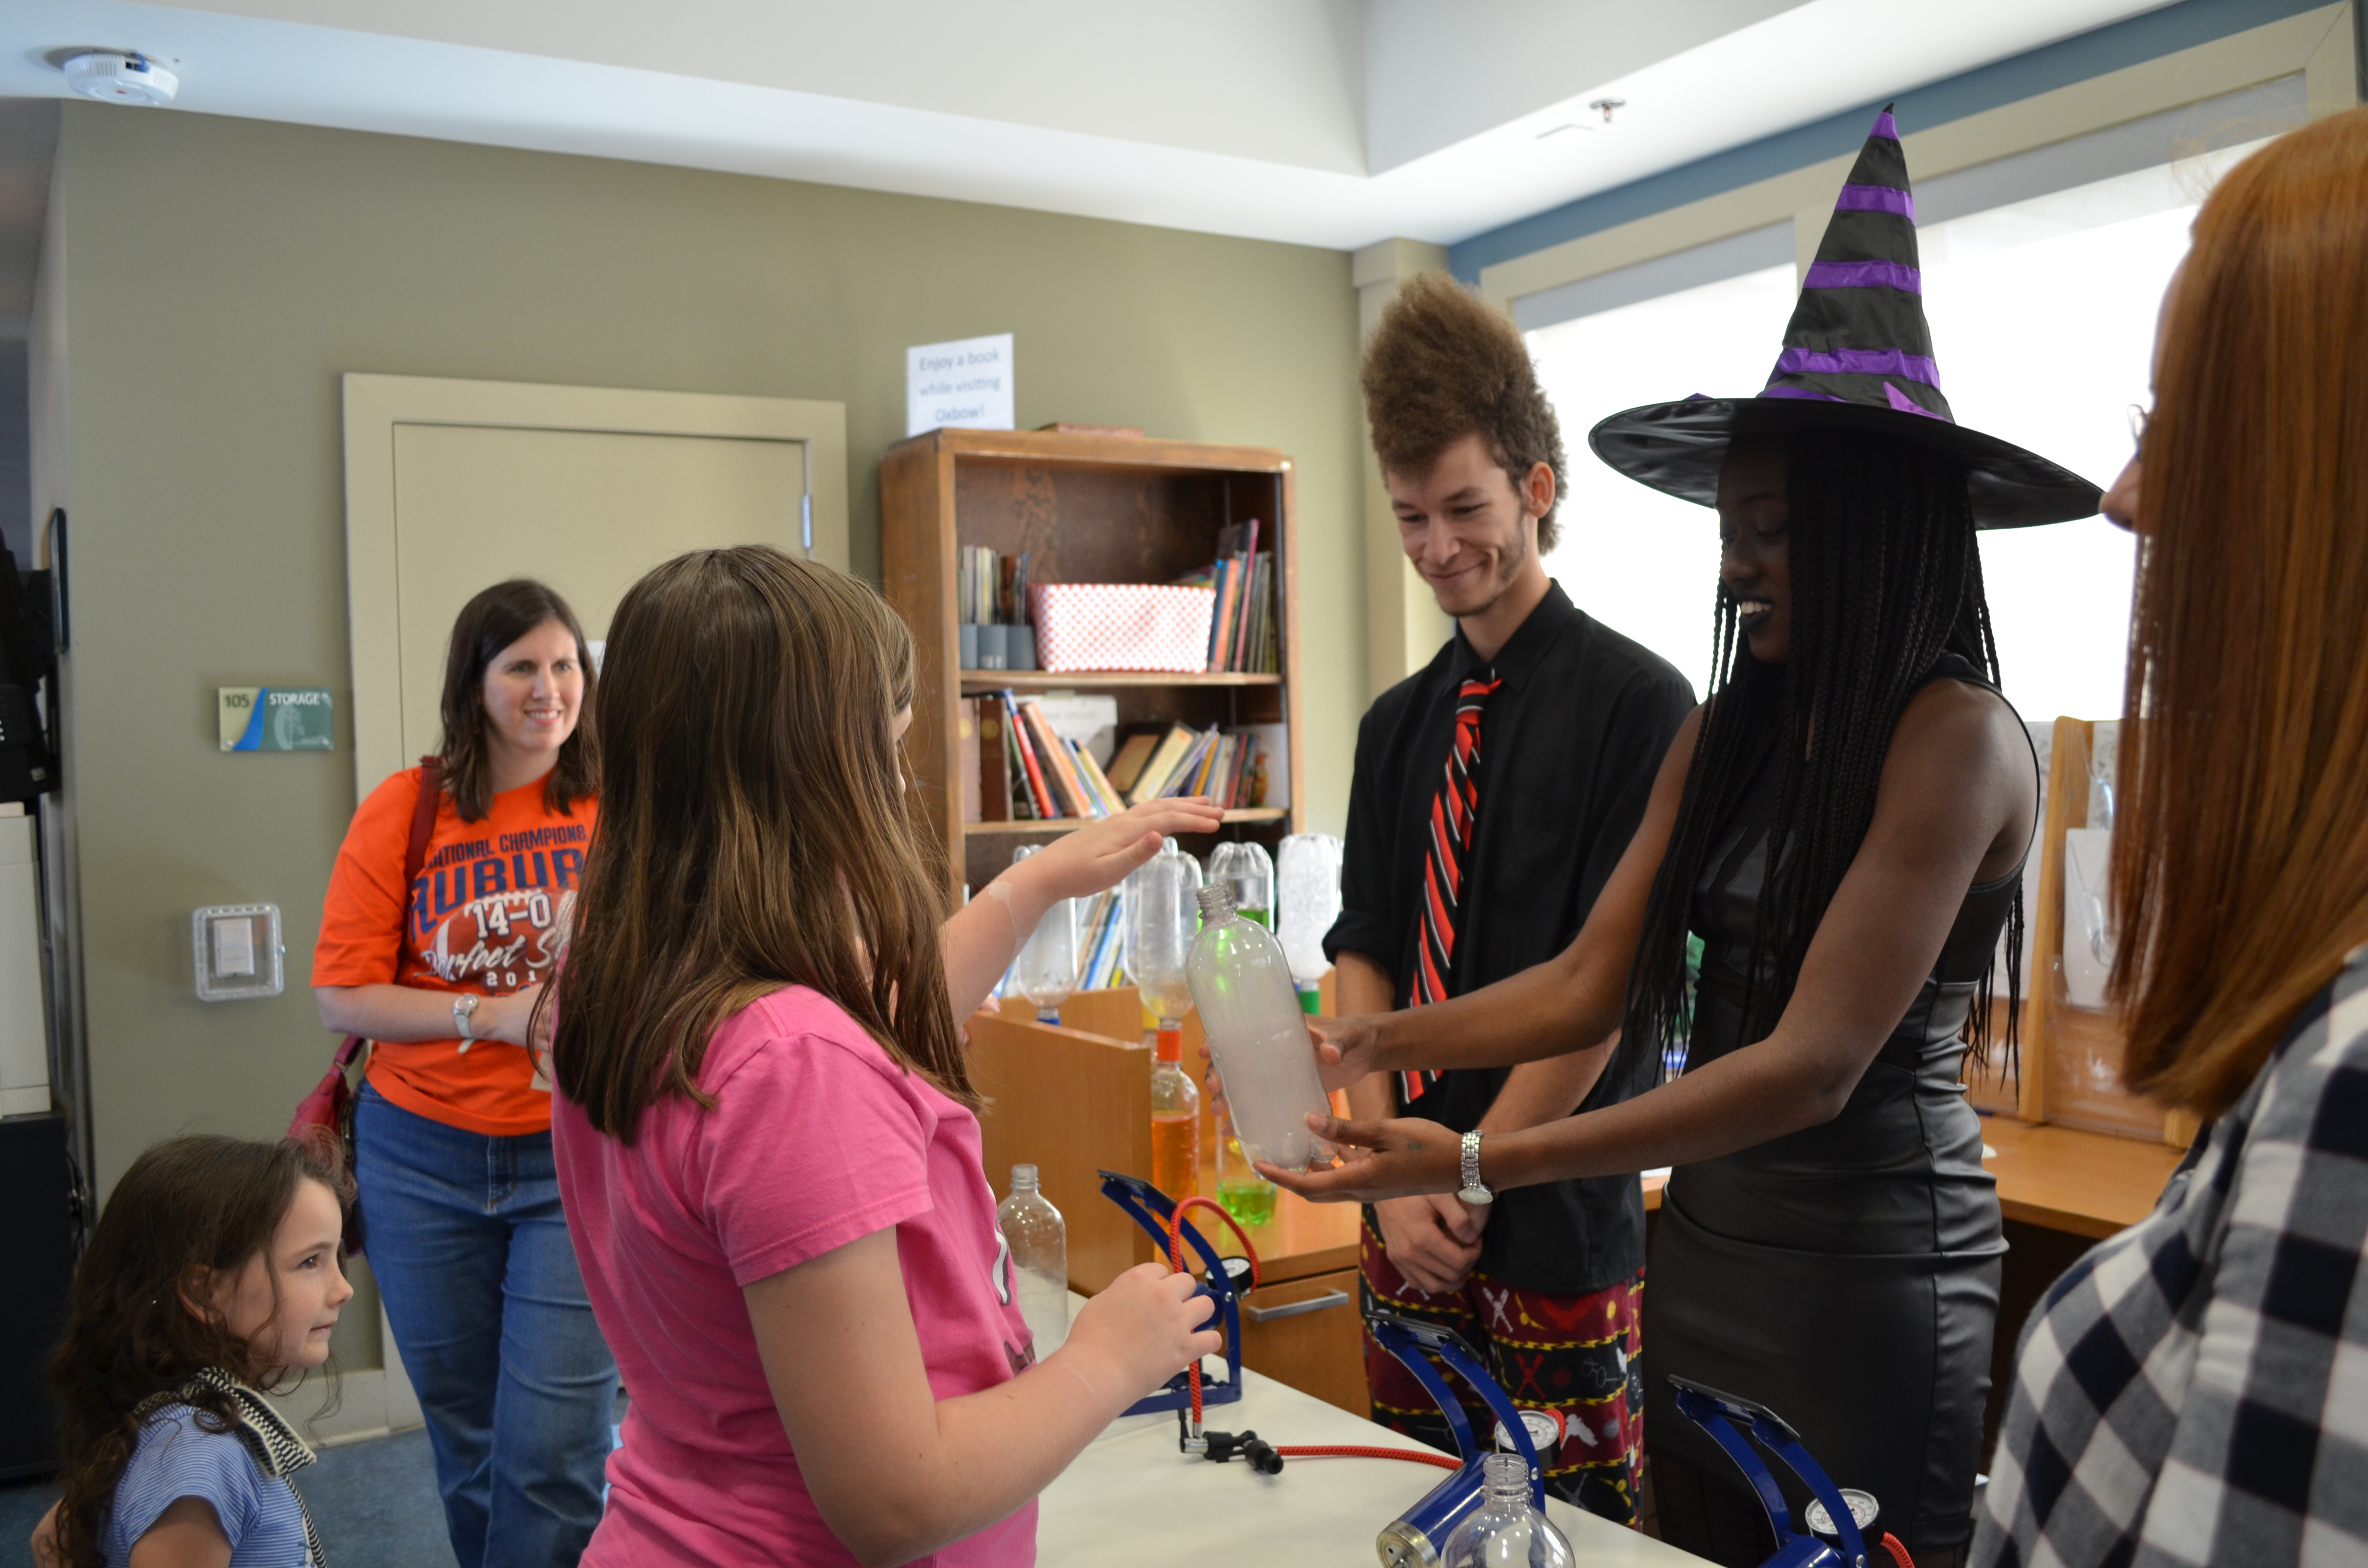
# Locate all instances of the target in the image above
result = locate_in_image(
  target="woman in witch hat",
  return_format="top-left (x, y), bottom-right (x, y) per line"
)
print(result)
top-left (1264, 109), bottom-right (2097, 1567)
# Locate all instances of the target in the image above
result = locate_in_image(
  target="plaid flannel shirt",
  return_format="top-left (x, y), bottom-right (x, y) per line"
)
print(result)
top-left (1973, 946), bottom-right (2368, 1568)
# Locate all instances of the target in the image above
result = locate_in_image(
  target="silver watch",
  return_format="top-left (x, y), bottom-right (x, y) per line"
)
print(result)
top-left (452, 993), bottom-right (481, 1050)
top-left (1457, 1129), bottom-right (1494, 1206)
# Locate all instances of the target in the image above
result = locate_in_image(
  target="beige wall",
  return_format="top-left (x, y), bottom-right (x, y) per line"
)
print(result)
top-left (45, 102), bottom-right (1365, 1354)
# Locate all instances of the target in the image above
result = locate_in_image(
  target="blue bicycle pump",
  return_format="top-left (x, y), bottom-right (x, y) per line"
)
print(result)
top-left (1095, 1170), bottom-right (1246, 1421)
top-left (1669, 1376), bottom-right (1873, 1568)
top-left (1366, 1310), bottom-right (1545, 1568)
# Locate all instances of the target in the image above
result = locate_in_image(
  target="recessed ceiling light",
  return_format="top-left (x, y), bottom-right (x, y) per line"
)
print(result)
top-left (61, 50), bottom-right (179, 107)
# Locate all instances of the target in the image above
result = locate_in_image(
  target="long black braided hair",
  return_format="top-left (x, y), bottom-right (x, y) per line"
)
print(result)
top-left (1617, 428), bottom-right (2023, 1091)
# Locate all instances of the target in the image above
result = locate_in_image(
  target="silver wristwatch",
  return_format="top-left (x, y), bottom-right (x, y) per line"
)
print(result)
top-left (1457, 1129), bottom-right (1494, 1206)
top-left (452, 993), bottom-right (481, 1051)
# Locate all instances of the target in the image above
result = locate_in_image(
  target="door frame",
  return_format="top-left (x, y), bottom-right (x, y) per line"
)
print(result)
top-left (341, 372), bottom-right (848, 796)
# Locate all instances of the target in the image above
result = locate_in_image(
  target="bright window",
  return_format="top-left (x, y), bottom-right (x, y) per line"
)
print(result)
top-left (1527, 140), bottom-right (2265, 723)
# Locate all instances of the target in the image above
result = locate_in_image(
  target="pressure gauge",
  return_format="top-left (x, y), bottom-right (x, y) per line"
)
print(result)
top-left (1219, 1256), bottom-right (1254, 1288)
top-left (1492, 1407), bottom-right (1567, 1455)
top-left (1804, 1488), bottom-right (1882, 1539)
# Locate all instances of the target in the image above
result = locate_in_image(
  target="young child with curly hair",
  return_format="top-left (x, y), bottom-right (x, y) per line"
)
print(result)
top-left (35, 1135), bottom-right (353, 1568)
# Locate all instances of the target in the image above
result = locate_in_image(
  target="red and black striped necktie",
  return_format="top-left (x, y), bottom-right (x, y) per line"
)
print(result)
top-left (1403, 669), bottom-right (1502, 1103)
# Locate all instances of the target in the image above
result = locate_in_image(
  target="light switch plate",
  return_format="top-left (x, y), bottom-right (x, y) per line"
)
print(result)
top-left (193, 904), bottom-right (284, 1001)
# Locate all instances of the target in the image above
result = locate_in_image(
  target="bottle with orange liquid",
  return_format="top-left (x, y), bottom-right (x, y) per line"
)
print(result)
top-left (1129, 840), bottom-right (1204, 1200)
top-left (1149, 1026), bottom-right (1200, 1200)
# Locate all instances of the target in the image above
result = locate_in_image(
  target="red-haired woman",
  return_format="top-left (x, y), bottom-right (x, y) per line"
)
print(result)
top-left (1974, 108), bottom-right (2368, 1566)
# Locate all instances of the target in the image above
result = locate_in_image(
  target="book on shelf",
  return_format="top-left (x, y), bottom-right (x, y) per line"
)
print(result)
top-left (956, 547), bottom-right (1032, 630)
top-left (1174, 519), bottom-right (1278, 674)
top-left (1078, 889), bottom-right (1125, 988)
top-left (1125, 724), bottom-right (1201, 807)
top-left (1001, 693), bottom-right (1058, 818)
top-left (1069, 740), bottom-right (1126, 816)
top-left (1104, 730), bottom-right (1161, 796)
top-left (957, 699), bottom-right (983, 823)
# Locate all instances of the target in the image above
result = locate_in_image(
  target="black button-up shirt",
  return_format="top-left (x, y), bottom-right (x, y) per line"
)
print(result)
top-left (1325, 581), bottom-right (1694, 1294)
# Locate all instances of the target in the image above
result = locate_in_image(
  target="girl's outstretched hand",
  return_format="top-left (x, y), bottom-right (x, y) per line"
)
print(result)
top-left (1019, 797), bottom-right (1225, 900)
top-left (1304, 1012), bottom-right (1383, 1094)
top-left (1255, 1112), bottom-right (1461, 1204)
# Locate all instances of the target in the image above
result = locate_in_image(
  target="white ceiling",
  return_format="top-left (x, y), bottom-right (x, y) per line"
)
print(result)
top-left (1, 0), bottom-right (2173, 251)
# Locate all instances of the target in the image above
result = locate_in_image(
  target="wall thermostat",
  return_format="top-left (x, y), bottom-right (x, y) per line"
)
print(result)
top-left (193, 904), bottom-right (284, 1002)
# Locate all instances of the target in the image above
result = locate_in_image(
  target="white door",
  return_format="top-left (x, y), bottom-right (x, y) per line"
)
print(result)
top-left (344, 374), bottom-right (849, 794)
top-left (387, 422), bottom-right (805, 762)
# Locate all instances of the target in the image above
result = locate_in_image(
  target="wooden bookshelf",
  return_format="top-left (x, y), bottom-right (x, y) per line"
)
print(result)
top-left (965, 808), bottom-right (1288, 838)
top-left (881, 428), bottom-right (1307, 899)
top-left (958, 671), bottom-right (1283, 694)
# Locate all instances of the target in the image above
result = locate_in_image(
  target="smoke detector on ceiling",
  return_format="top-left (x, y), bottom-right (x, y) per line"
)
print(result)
top-left (62, 50), bottom-right (180, 107)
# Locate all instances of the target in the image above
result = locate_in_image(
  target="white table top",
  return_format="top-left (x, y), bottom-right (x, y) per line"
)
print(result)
top-left (1038, 1298), bottom-right (1705, 1568)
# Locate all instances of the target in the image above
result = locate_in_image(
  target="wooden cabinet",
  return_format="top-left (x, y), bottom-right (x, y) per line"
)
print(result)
top-left (969, 983), bottom-right (1372, 1415)
top-left (879, 427), bottom-right (1306, 900)
top-left (1238, 1266), bottom-right (1369, 1415)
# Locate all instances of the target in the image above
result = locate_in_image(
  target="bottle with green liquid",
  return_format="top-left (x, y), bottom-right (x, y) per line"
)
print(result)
top-left (1205, 842), bottom-right (1279, 1220)
top-left (1208, 841), bottom-right (1274, 929)
top-left (1216, 1104), bottom-right (1276, 1226)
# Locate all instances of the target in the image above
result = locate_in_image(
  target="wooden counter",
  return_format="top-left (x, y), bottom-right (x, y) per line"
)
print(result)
top-left (1635, 1114), bottom-right (2180, 1240)
top-left (1978, 1113), bottom-right (2184, 1237)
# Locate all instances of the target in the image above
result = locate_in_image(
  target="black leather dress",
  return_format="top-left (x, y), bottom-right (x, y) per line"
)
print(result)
top-left (1642, 655), bottom-right (2022, 1552)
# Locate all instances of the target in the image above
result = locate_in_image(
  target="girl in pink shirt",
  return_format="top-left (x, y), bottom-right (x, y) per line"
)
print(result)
top-left (546, 546), bottom-right (1224, 1568)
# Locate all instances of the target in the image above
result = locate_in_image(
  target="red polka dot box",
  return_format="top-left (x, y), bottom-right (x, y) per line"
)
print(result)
top-left (1027, 583), bottom-right (1217, 674)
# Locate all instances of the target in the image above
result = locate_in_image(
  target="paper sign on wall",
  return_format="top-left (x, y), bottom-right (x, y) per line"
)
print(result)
top-left (219, 688), bottom-right (334, 752)
top-left (907, 333), bottom-right (1014, 437)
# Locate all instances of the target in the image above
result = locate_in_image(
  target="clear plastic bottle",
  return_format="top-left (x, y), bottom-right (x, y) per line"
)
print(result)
top-left (1277, 832), bottom-right (1344, 1016)
top-left (997, 1164), bottom-right (1069, 1356)
top-left (1149, 1027), bottom-right (1200, 1200)
top-left (1207, 841), bottom-right (1275, 930)
top-left (1215, 1102), bottom-right (1275, 1226)
top-left (1440, 1452), bottom-right (1576, 1568)
top-left (1009, 845), bottom-right (1076, 1023)
top-left (1124, 839), bottom-right (1202, 1028)
top-left (1186, 882), bottom-right (1333, 1172)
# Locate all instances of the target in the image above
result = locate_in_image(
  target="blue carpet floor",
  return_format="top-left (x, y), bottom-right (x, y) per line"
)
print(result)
top-left (0, 1426), bottom-right (456, 1568)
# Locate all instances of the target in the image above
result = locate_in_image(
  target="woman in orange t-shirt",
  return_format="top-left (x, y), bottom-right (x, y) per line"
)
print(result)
top-left (314, 578), bottom-right (612, 1568)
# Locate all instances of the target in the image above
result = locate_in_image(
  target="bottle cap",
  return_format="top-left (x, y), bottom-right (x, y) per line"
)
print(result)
top-left (1010, 1163), bottom-right (1038, 1192)
top-left (1196, 882), bottom-right (1236, 921)
top-left (1155, 1026), bottom-right (1183, 1062)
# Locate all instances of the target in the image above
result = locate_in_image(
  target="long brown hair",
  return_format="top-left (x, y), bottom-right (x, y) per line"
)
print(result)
top-left (549, 546), bottom-right (971, 1142)
top-left (2114, 108), bottom-right (2368, 1117)
top-left (47, 1135), bottom-right (352, 1568)
top-left (437, 578), bottom-right (600, 821)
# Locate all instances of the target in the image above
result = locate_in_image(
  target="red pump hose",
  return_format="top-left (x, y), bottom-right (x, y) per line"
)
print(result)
top-left (1159, 1197), bottom-right (1468, 1473)
top-left (1878, 1533), bottom-right (1915, 1568)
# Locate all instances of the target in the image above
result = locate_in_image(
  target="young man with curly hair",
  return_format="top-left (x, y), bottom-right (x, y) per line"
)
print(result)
top-left (1323, 273), bottom-right (1693, 1526)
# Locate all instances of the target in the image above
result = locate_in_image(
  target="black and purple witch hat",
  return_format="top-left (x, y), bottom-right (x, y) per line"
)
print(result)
top-left (1588, 107), bottom-right (2100, 528)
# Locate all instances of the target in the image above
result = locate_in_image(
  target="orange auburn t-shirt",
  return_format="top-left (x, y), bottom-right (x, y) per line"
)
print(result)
top-left (314, 766), bottom-right (597, 1137)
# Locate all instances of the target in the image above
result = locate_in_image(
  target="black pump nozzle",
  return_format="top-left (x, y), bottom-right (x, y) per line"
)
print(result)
top-left (1190, 1424), bottom-right (1284, 1474)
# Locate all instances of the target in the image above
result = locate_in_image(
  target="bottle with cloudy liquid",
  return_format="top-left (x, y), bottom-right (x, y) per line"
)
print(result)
top-left (1010, 845), bottom-right (1077, 1023)
top-left (997, 1164), bottom-right (1068, 1356)
top-left (1186, 882), bottom-right (1332, 1172)
top-left (1277, 832), bottom-right (1344, 1015)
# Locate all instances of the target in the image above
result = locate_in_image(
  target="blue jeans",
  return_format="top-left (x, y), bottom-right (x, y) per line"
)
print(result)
top-left (357, 1083), bottom-right (616, 1568)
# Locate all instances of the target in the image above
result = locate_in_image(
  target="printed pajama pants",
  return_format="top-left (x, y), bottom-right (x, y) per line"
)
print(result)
top-left (1359, 1213), bottom-right (1645, 1528)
